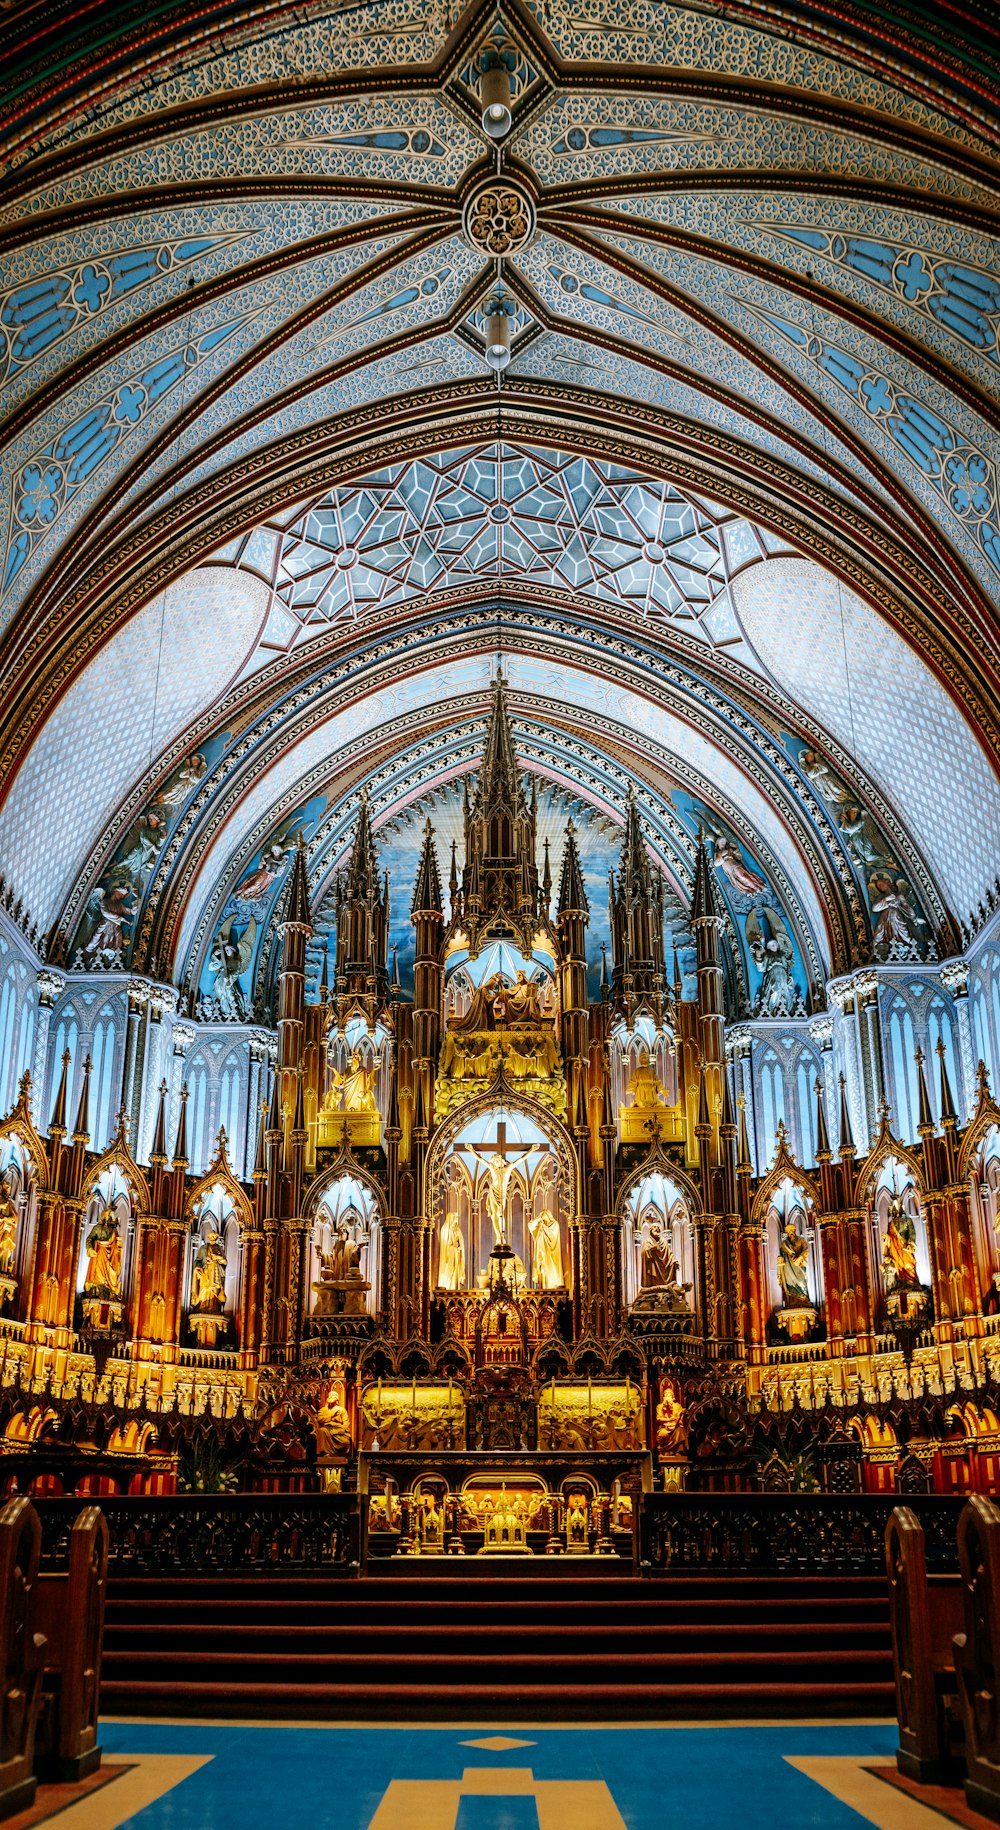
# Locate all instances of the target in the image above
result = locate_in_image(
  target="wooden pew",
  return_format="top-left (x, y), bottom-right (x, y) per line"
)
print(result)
top-left (954, 1494), bottom-right (1000, 1823)
top-left (33, 1506), bottom-right (108, 1783)
top-left (0, 1497), bottom-right (46, 1821)
top-left (885, 1504), bottom-right (964, 1782)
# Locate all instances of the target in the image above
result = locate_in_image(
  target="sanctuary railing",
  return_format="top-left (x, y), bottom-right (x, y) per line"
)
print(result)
top-left (33, 1492), bottom-right (359, 1573)
top-left (642, 1492), bottom-right (966, 1574)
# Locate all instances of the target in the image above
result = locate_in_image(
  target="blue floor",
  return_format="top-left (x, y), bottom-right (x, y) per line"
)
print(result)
top-left (100, 1719), bottom-right (902, 1828)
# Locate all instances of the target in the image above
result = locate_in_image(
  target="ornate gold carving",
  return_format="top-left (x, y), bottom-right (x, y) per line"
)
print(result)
top-left (463, 181), bottom-right (534, 254)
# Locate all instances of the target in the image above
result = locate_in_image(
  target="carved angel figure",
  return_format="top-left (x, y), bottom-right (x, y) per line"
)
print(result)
top-left (206, 913), bottom-right (257, 1020)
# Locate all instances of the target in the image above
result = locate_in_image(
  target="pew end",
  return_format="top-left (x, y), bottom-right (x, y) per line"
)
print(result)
top-left (33, 1506), bottom-right (109, 1784)
top-left (954, 1495), bottom-right (1000, 1824)
top-left (886, 1504), bottom-right (964, 1783)
top-left (0, 1497), bottom-right (46, 1821)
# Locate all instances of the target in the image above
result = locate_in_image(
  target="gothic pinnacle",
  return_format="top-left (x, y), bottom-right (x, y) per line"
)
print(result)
top-left (937, 1037), bottom-right (957, 1126)
top-left (837, 1072), bottom-right (855, 1158)
top-left (915, 1046), bottom-right (935, 1133)
top-left (557, 820), bottom-right (589, 919)
top-left (71, 1054), bottom-right (93, 1142)
top-left (691, 829), bottom-right (720, 924)
top-left (48, 1047), bottom-right (71, 1137)
top-left (172, 1083), bottom-right (190, 1166)
top-left (284, 831), bottom-right (312, 929)
top-left (814, 1077), bottom-right (830, 1158)
top-left (150, 1079), bottom-right (169, 1164)
top-left (412, 818), bottom-right (443, 917)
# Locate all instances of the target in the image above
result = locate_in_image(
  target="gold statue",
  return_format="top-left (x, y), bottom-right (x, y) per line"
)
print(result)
top-left (493, 969), bottom-right (543, 1024)
top-left (882, 1193), bottom-right (919, 1289)
top-left (620, 1045), bottom-right (681, 1144)
top-left (471, 1145), bottom-right (533, 1245)
top-left (655, 1376), bottom-right (689, 1456)
top-left (330, 1048), bottom-right (377, 1113)
top-left (84, 1205), bottom-right (123, 1295)
top-left (190, 1226), bottom-right (227, 1312)
top-left (528, 1207), bottom-right (563, 1288)
top-left (0, 1182), bottom-right (18, 1274)
top-left (437, 1210), bottom-right (466, 1291)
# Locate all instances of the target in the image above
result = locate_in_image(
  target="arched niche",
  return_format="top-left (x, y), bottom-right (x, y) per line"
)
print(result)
top-left (322, 1014), bottom-right (392, 1124)
top-left (184, 1181), bottom-right (242, 1348)
top-left (76, 1164), bottom-right (133, 1327)
top-left (443, 935), bottom-right (558, 1029)
top-left (306, 1171), bottom-right (383, 1323)
top-left (426, 1098), bottom-right (575, 1296)
top-left (970, 1123), bottom-right (1000, 1306)
top-left (764, 1175), bottom-right (823, 1322)
top-left (619, 1169), bottom-right (696, 1314)
top-left (867, 1154), bottom-right (932, 1303)
top-left (0, 1132), bottom-right (37, 1315)
top-left (610, 1015), bottom-right (678, 1114)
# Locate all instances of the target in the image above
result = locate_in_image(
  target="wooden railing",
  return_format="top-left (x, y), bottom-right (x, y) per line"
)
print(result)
top-left (642, 1492), bottom-right (966, 1574)
top-left (35, 1493), bottom-right (359, 1573)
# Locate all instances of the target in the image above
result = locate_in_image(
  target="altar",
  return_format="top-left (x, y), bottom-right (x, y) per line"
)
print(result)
top-left (359, 1448), bottom-right (651, 1565)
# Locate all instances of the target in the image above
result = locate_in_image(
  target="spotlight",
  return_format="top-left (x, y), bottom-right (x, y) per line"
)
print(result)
top-left (480, 55), bottom-right (512, 140)
top-left (485, 309), bottom-right (511, 372)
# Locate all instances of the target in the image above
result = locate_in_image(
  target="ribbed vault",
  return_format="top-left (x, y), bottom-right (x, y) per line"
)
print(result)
top-left (1, 0), bottom-right (999, 1015)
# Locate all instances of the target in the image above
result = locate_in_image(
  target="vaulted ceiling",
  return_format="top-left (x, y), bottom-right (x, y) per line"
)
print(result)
top-left (1, 0), bottom-right (999, 1013)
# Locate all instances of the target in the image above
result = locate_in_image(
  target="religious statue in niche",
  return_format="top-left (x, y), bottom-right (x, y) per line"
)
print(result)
top-left (642, 1221), bottom-right (679, 1292)
top-left (318, 1048), bottom-right (380, 1147)
top-left (312, 1208), bottom-right (370, 1317)
top-left (620, 1047), bottom-right (682, 1144)
top-left (777, 1214), bottom-right (811, 1307)
top-left (746, 906), bottom-right (803, 1018)
top-left (190, 1227), bottom-right (227, 1313)
top-left (528, 1206), bottom-right (563, 1289)
top-left (437, 1209), bottom-right (466, 1291)
top-left (437, 963), bottom-right (565, 1120)
top-left (774, 1205), bottom-right (817, 1343)
top-left (655, 1376), bottom-right (689, 1463)
top-left (0, 1178), bottom-right (18, 1274)
top-left (631, 1219), bottom-right (692, 1319)
top-left (84, 1205), bottom-right (123, 1296)
top-left (188, 1221), bottom-right (231, 1347)
top-left (882, 1193), bottom-right (920, 1290)
top-left (329, 1049), bottom-right (377, 1115)
top-left (313, 1374), bottom-right (352, 1487)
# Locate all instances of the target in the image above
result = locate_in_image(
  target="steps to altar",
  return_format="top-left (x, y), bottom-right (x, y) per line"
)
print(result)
top-left (99, 1570), bottom-right (894, 1720)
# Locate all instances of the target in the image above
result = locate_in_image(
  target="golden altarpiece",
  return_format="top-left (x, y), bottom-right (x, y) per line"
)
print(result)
top-left (4, 678), bottom-right (1000, 1547)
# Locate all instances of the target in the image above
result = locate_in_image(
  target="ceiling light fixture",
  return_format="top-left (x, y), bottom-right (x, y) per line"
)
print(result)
top-left (480, 52), bottom-right (512, 140)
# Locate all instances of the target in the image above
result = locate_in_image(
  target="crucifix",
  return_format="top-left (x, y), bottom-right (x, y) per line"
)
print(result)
top-left (470, 1120), bottom-right (534, 1246)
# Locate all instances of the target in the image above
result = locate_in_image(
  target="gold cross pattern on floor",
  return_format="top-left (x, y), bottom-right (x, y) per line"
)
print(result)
top-left (367, 1765), bottom-right (627, 1829)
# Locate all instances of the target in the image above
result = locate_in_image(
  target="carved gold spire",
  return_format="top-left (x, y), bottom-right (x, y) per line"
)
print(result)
top-left (450, 673), bottom-right (547, 953)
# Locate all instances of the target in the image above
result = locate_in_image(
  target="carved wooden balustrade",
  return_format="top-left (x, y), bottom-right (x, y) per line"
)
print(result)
top-left (34, 1493), bottom-right (359, 1574)
top-left (642, 1493), bottom-right (966, 1573)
